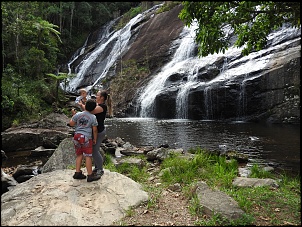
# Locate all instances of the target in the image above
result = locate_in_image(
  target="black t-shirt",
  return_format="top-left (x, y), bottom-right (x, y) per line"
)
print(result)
top-left (95, 103), bottom-right (107, 132)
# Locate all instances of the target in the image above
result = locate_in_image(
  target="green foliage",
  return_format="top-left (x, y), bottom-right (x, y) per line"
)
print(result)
top-left (110, 59), bottom-right (150, 109)
top-left (115, 6), bottom-right (142, 30)
top-left (1, 1), bottom-right (147, 130)
top-left (179, 1), bottom-right (300, 57)
top-left (160, 155), bottom-right (199, 185)
top-left (67, 164), bottom-right (76, 170)
top-left (157, 1), bottom-right (181, 14)
top-left (21, 47), bottom-right (52, 79)
top-left (1, 96), bottom-right (14, 112)
top-left (103, 154), bottom-right (149, 183)
top-left (2, 2), bottom-right (61, 78)
top-left (46, 72), bottom-right (73, 104)
top-left (12, 119), bottom-right (20, 127)
top-left (116, 161), bottom-right (149, 183)
top-left (223, 173), bottom-right (300, 225)
top-left (103, 153), bottom-right (117, 172)
top-left (159, 150), bottom-right (237, 188)
top-left (158, 148), bottom-right (300, 225)
top-left (250, 164), bottom-right (273, 178)
top-left (188, 194), bottom-right (203, 216)
top-left (110, 145), bottom-right (300, 226)
top-left (1, 69), bottom-right (54, 129)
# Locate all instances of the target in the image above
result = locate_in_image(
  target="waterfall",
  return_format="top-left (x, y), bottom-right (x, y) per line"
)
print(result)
top-left (138, 22), bottom-right (198, 117)
top-left (64, 15), bottom-right (142, 93)
top-left (136, 21), bottom-right (239, 119)
top-left (204, 86), bottom-right (213, 120)
top-left (67, 35), bottom-right (90, 75)
top-left (236, 73), bottom-right (249, 120)
top-left (136, 22), bottom-right (300, 120)
top-left (64, 5), bottom-right (300, 121)
top-left (175, 65), bottom-right (202, 119)
top-left (63, 4), bottom-right (163, 94)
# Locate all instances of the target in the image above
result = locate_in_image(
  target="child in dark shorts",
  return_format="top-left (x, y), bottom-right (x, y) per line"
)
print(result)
top-left (69, 99), bottom-right (101, 182)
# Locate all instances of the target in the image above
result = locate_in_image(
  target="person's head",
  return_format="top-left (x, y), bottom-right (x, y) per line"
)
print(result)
top-left (85, 99), bottom-right (96, 112)
top-left (79, 88), bottom-right (87, 97)
top-left (96, 90), bottom-right (108, 102)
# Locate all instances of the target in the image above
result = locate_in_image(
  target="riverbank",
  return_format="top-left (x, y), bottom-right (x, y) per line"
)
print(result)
top-left (110, 148), bottom-right (301, 226)
top-left (2, 137), bottom-right (300, 226)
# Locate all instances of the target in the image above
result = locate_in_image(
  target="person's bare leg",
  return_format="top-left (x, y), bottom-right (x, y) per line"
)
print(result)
top-left (73, 154), bottom-right (86, 179)
top-left (86, 156), bottom-right (101, 182)
top-left (76, 154), bottom-right (83, 172)
top-left (85, 156), bottom-right (93, 175)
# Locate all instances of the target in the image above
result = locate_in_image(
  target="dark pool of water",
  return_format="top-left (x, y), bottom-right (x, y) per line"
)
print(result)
top-left (105, 118), bottom-right (300, 176)
top-left (2, 150), bottom-right (51, 169)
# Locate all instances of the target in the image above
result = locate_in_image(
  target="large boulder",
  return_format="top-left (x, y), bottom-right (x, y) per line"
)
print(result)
top-left (42, 137), bottom-right (76, 173)
top-left (1, 169), bottom-right (148, 226)
top-left (1, 113), bottom-right (74, 152)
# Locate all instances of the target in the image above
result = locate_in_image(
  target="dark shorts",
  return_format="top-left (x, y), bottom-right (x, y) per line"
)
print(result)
top-left (73, 133), bottom-right (93, 157)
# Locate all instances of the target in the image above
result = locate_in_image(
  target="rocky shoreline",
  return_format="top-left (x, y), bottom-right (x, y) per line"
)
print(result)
top-left (2, 135), bottom-right (283, 226)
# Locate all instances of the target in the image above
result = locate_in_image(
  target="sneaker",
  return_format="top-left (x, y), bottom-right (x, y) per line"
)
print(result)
top-left (73, 171), bottom-right (86, 179)
top-left (92, 168), bottom-right (98, 173)
top-left (87, 174), bottom-right (101, 182)
top-left (95, 170), bottom-right (104, 177)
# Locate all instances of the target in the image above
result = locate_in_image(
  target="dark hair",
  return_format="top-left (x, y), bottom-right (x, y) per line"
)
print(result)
top-left (85, 99), bottom-right (96, 111)
top-left (99, 90), bottom-right (108, 100)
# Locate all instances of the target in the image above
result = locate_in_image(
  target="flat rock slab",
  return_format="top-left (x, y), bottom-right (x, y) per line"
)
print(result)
top-left (196, 181), bottom-right (245, 221)
top-left (232, 177), bottom-right (278, 188)
top-left (1, 169), bottom-right (148, 226)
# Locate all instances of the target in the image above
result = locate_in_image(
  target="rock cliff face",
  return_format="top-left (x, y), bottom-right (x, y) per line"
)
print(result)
top-left (121, 4), bottom-right (184, 71)
top-left (116, 6), bottom-right (300, 123)
top-left (1, 113), bottom-right (73, 152)
top-left (66, 4), bottom-right (300, 124)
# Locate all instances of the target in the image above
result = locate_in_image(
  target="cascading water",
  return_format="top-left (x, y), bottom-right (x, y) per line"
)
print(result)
top-left (63, 3), bottom-right (300, 122)
top-left (64, 16), bottom-right (140, 93)
top-left (135, 22), bottom-right (300, 120)
top-left (175, 64), bottom-right (201, 119)
top-left (136, 21), bottom-right (242, 119)
top-left (137, 22), bottom-right (198, 118)
top-left (62, 4), bottom-right (163, 94)
top-left (204, 86), bottom-right (213, 120)
top-left (237, 73), bottom-right (249, 120)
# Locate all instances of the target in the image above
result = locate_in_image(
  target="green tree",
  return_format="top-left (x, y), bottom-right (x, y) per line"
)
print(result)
top-left (2, 2), bottom-right (61, 78)
top-left (1, 1), bottom-right (143, 130)
top-left (46, 72), bottom-right (73, 104)
top-left (179, 1), bottom-right (300, 57)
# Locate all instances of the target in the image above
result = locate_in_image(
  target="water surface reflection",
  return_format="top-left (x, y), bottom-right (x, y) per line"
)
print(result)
top-left (106, 118), bottom-right (300, 176)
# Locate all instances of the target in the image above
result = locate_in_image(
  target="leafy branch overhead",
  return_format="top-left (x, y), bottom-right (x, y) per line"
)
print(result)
top-left (179, 1), bottom-right (300, 57)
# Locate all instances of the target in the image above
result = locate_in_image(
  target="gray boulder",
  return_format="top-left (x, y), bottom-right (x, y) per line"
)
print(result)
top-left (1, 169), bottom-right (148, 226)
top-left (1, 113), bottom-right (73, 152)
top-left (42, 137), bottom-right (76, 173)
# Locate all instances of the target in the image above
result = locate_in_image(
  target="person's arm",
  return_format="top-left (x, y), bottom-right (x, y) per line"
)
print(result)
top-left (92, 126), bottom-right (98, 144)
top-left (90, 105), bottom-right (104, 114)
top-left (71, 108), bottom-right (77, 116)
top-left (77, 100), bottom-right (85, 111)
top-left (69, 113), bottom-right (78, 126)
top-left (75, 96), bottom-right (85, 111)
top-left (69, 118), bottom-right (76, 127)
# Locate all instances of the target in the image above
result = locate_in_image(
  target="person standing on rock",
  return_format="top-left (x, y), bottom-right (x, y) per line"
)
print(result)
top-left (69, 99), bottom-right (101, 182)
top-left (89, 90), bottom-right (110, 177)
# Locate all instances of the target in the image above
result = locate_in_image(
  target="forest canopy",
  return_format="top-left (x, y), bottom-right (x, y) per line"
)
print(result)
top-left (1, 1), bottom-right (141, 130)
